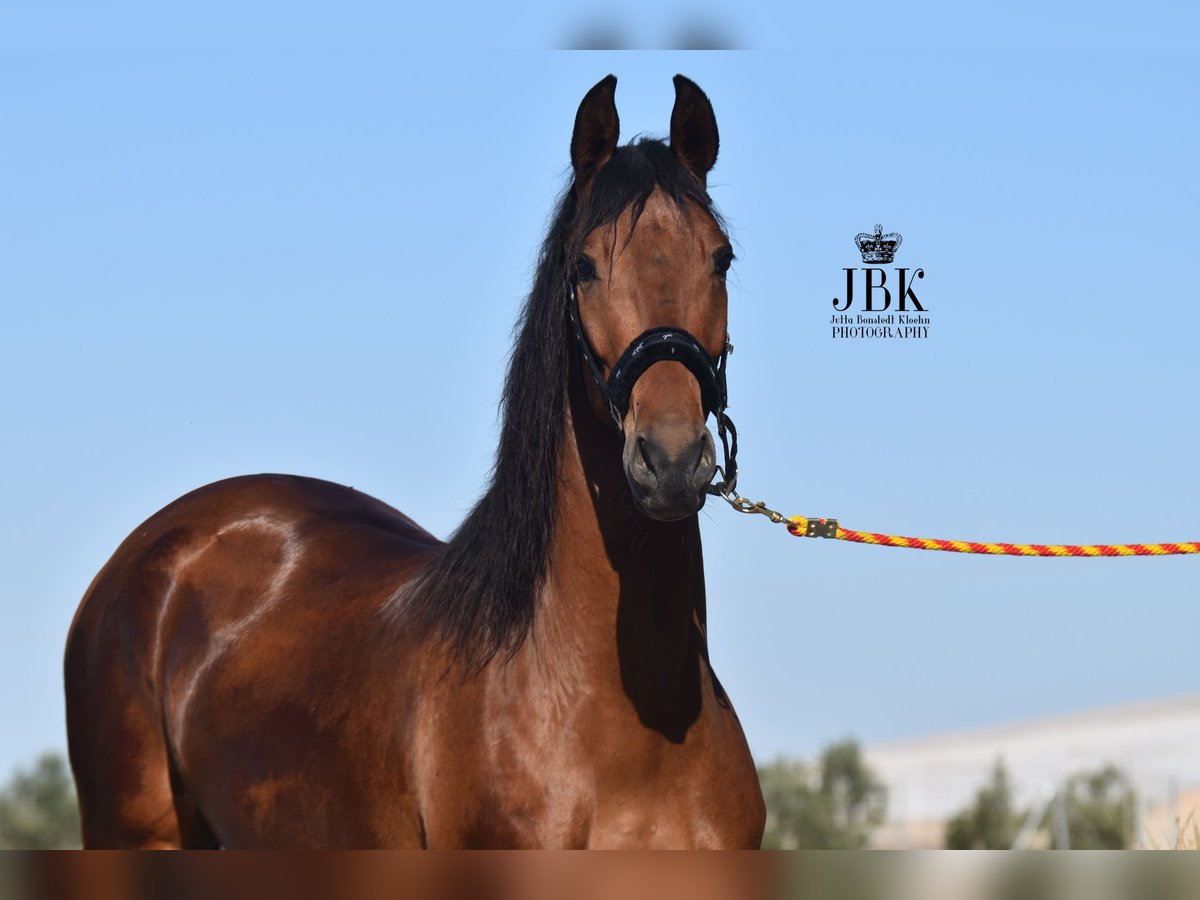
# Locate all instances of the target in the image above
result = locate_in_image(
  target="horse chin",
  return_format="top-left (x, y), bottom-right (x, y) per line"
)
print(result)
top-left (626, 477), bottom-right (707, 522)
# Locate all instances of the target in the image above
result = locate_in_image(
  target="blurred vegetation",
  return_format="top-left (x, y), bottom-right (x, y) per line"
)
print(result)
top-left (1052, 765), bottom-right (1137, 849)
top-left (945, 760), bottom-right (1022, 849)
top-left (758, 738), bottom-right (887, 849)
top-left (945, 758), bottom-right (1137, 849)
top-left (0, 752), bottom-right (81, 849)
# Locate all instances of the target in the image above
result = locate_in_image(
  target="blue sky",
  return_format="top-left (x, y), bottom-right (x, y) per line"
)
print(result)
top-left (2, 16), bottom-right (1199, 776)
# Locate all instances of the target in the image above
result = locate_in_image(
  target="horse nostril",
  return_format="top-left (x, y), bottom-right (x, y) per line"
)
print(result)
top-left (637, 436), bottom-right (657, 476)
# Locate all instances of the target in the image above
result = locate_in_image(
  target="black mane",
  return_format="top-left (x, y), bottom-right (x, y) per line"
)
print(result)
top-left (395, 138), bottom-right (724, 669)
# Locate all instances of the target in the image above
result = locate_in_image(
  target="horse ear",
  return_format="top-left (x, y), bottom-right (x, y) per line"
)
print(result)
top-left (669, 74), bottom-right (719, 187)
top-left (571, 74), bottom-right (620, 188)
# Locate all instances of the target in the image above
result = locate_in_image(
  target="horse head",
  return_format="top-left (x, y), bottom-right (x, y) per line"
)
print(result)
top-left (568, 74), bottom-right (733, 522)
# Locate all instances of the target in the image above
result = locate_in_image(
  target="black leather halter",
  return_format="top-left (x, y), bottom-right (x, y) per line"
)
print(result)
top-left (568, 282), bottom-right (739, 496)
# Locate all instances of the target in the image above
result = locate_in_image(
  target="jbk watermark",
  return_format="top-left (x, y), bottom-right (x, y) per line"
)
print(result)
top-left (831, 225), bottom-right (931, 340)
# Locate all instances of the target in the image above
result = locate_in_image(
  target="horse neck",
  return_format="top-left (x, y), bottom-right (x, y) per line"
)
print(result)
top-left (529, 372), bottom-right (709, 735)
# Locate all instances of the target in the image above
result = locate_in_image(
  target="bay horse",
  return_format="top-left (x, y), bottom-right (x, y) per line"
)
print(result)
top-left (64, 74), bottom-right (766, 849)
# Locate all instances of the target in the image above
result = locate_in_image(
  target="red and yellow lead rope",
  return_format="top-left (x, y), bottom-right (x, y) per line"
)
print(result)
top-left (785, 516), bottom-right (1200, 557)
top-left (720, 495), bottom-right (1198, 556)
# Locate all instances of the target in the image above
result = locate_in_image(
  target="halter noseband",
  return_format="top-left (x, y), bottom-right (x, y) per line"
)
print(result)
top-left (568, 282), bottom-right (739, 496)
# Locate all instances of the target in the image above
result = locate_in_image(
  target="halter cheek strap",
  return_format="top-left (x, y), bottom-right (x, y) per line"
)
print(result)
top-left (568, 282), bottom-right (739, 496)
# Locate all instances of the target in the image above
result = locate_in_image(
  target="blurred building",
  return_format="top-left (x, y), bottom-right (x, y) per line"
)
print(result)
top-left (865, 695), bottom-right (1200, 848)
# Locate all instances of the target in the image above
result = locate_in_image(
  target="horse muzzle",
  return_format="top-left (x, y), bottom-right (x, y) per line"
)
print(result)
top-left (623, 424), bottom-right (717, 521)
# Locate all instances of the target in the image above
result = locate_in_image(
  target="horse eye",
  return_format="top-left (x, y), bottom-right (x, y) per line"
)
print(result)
top-left (714, 248), bottom-right (734, 278)
top-left (576, 256), bottom-right (597, 283)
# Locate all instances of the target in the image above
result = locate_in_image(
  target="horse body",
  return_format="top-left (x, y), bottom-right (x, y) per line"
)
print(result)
top-left (66, 386), bottom-right (761, 848)
top-left (65, 74), bottom-right (766, 848)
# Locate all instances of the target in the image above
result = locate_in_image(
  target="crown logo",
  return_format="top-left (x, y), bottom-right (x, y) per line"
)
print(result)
top-left (855, 224), bottom-right (902, 264)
